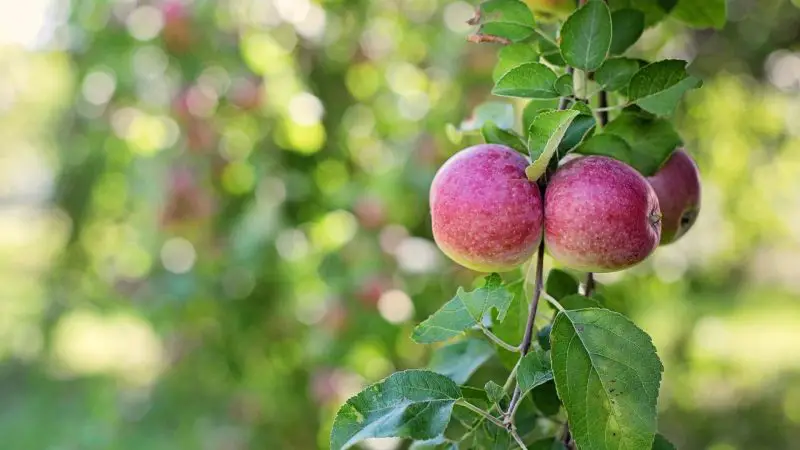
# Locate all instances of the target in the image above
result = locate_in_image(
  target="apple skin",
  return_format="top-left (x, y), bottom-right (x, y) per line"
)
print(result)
top-left (544, 156), bottom-right (661, 273)
top-left (647, 149), bottom-right (701, 245)
top-left (430, 144), bottom-right (544, 273)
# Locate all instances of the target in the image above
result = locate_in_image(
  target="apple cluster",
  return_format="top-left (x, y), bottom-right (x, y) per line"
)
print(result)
top-left (430, 144), bottom-right (701, 273)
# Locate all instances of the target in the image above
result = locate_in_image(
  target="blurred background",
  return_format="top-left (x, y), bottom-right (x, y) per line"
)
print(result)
top-left (1, 0), bottom-right (800, 448)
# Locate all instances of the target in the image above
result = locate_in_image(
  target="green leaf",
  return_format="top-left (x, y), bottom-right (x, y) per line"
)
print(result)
top-left (410, 436), bottom-right (458, 450)
top-left (652, 434), bottom-right (677, 450)
top-left (531, 380), bottom-right (561, 416)
top-left (460, 102), bottom-right (515, 132)
top-left (493, 43), bottom-right (540, 82)
top-left (607, 0), bottom-right (670, 27)
top-left (412, 274), bottom-right (513, 344)
top-left (517, 350), bottom-right (554, 395)
top-left (330, 370), bottom-right (463, 450)
top-left (602, 110), bottom-right (682, 175)
top-left (610, 9), bottom-right (645, 55)
top-left (484, 381), bottom-right (507, 405)
top-left (529, 438), bottom-right (568, 450)
top-left (537, 324), bottom-right (552, 351)
top-left (560, 0), bottom-right (612, 70)
top-left (671, 0), bottom-right (726, 29)
top-left (559, 294), bottom-right (602, 310)
top-left (471, 420), bottom-right (514, 449)
top-left (558, 113), bottom-right (596, 155)
top-left (539, 37), bottom-right (567, 66)
top-left (595, 57), bottom-right (640, 91)
top-left (545, 269), bottom-right (579, 300)
top-left (481, 122), bottom-right (527, 154)
top-left (550, 308), bottom-right (663, 450)
top-left (525, 109), bottom-right (581, 180)
top-left (493, 280), bottom-right (528, 369)
top-left (492, 62), bottom-right (560, 99)
top-left (522, 99), bottom-right (560, 136)
top-left (554, 73), bottom-right (573, 96)
top-left (628, 60), bottom-right (701, 116)
top-left (574, 133), bottom-right (634, 164)
top-left (429, 338), bottom-right (496, 385)
top-left (472, 0), bottom-right (537, 42)
top-left (658, 0), bottom-right (678, 12)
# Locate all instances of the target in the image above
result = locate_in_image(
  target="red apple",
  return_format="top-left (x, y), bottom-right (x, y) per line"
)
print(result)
top-left (430, 144), bottom-right (544, 272)
top-left (544, 156), bottom-right (661, 272)
top-left (647, 149), bottom-right (701, 245)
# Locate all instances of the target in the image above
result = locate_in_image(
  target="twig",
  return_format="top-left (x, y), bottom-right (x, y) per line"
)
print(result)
top-left (467, 34), bottom-right (512, 45)
top-left (479, 324), bottom-right (521, 353)
top-left (511, 428), bottom-right (527, 449)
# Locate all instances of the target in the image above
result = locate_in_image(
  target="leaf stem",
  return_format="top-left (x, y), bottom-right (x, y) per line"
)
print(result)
top-left (457, 400), bottom-right (507, 430)
top-left (543, 291), bottom-right (566, 313)
top-left (479, 324), bottom-right (521, 353)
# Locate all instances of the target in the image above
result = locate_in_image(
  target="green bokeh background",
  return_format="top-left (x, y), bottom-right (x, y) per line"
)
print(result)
top-left (1, 0), bottom-right (799, 449)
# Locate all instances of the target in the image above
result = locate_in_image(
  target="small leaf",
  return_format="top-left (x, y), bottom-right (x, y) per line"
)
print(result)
top-left (471, 0), bottom-right (537, 43)
top-left (525, 109), bottom-right (580, 180)
top-left (595, 57), bottom-right (640, 91)
top-left (484, 381), bottom-right (507, 405)
top-left (412, 274), bottom-right (513, 344)
top-left (429, 338), bottom-right (496, 385)
top-left (560, 0), bottom-right (613, 70)
top-left (671, 0), bottom-right (726, 29)
top-left (628, 60), bottom-right (702, 116)
top-left (493, 43), bottom-right (540, 82)
top-left (602, 109), bottom-right (682, 175)
top-left (545, 269), bottom-right (579, 300)
top-left (481, 122), bottom-right (527, 154)
top-left (558, 293), bottom-right (601, 310)
top-left (517, 350), bottom-right (554, 395)
top-left (610, 9), bottom-right (645, 55)
top-left (554, 73), bottom-right (573, 96)
top-left (492, 62), bottom-right (560, 99)
top-left (550, 308), bottom-right (664, 450)
top-left (652, 433), bottom-right (677, 450)
top-left (460, 102), bottom-right (515, 132)
top-left (330, 370), bottom-right (463, 450)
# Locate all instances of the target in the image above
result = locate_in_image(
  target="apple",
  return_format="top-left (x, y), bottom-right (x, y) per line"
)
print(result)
top-left (647, 149), bottom-right (701, 245)
top-left (544, 156), bottom-right (661, 273)
top-left (430, 144), bottom-right (544, 273)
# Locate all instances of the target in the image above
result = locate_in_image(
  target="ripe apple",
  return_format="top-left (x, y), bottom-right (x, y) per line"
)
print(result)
top-left (647, 149), bottom-right (701, 245)
top-left (544, 156), bottom-right (661, 272)
top-left (430, 144), bottom-right (544, 273)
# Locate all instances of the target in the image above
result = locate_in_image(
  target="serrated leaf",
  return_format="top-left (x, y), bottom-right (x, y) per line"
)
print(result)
top-left (493, 280), bottom-right (528, 369)
top-left (671, 0), bottom-right (726, 29)
top-left (493, 62), bottom-right (560, 99)
top-left (602, 110), bottom-right (682, 175)
top-left (330, 370), bottom-right (463, 450)
top-left (545, 269), bottom-right (579, 300)
top-left (412, 274), bottom-right (513, 344)
top-left (517, 350), bottom-right (554, 395)
top-left (652, 434), bottom-right (677, 450)
top-left (559, 294), bottom-right (602, 310)
top-left (484, 381), bottom-right (506, 405)
top-left (628, 60), bottom-right (701, 116)
top-left (595, 57), bottom-right (640, 91)
top-left (554, 73), bottom-right (573, 96)
top-left (550, 308), bottom-right (663, 450)
top-left (560, 0), bottom-right (612, 70)
top-left (610, 9), bottom-right (645, 55)
top-left (429, 338), bottom-right (495, 385)
top-left (481, 122), bottom-right (527, 154)
top-left (493, 43), bottom-right (540, 82)
top-left (460, 102), bottom-right (515, 132)
top-left (472, 0), bottom-right (537, 43)
top-left (525, 109), bottom-right (580, 180)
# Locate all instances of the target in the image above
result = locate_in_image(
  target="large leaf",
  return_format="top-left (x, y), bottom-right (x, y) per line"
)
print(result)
top-left (471, 0), bottom-right (537, 43)
top-left (560, 0), bottom-right (612, 71)
top-left (525, 109), bottom-right (580, 180)
top-left (493, 43), bottom-right (540, 82)
top-left (652, 434), bottom-right (677, 450)
top-left (460, 102), bottom-right (515, 132)
top-left (550, 308), bottom-right (663, 450)
top-left (481, 122), bottom-right (527, 154)
top-left (429, 338), bottom-right (496, 385)
top-left (628, 60), bottom-right (701, 116)
top-left (330, 370), bottom-right (463, 450)
top-left (517, 350), bottom-right (554, 395)
top-left (601, 110), bottom-right (682, 176)
top-left (671, 0), bottom-right (726, 29)
top-left (595, 58), bottom-right (640, 91)
top-left (412, 274), bottom-right (513, 344)
top-left (492, 62), bottom-right (560, 99)
top-left (609, 9), bottom-right (645, 55)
